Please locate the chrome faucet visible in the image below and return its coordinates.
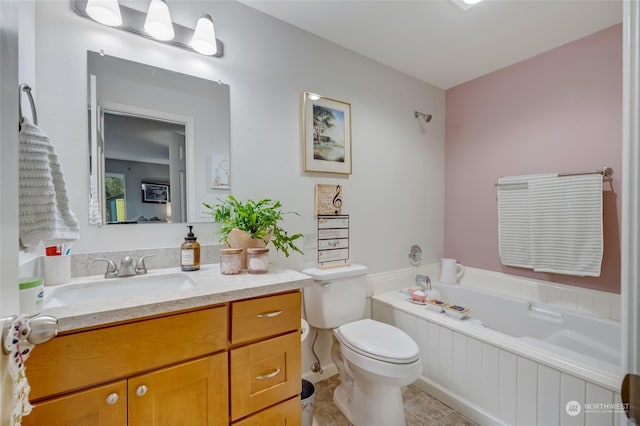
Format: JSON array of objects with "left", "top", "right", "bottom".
[
  {"left": 415, "top": 274, "right": 431, "bottom": 292},
  {"left": 134, "top": 254, "right": 156, "bottom": 275},
  {"left": 92, "top": 254, "right": 156, "bottom": 278},
  {"left": 118, "top": 256, "right": 136, "bottom": 277}
]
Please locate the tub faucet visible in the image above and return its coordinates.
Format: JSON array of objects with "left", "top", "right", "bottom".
[{"left": 415, "top": 274, "right": 431, "bottom": 292}]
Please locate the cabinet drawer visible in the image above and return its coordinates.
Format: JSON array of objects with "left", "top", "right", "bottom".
[
  {"left": 27, "top": 305, "right": 227, "bottom": 400},
  {"left": 230, "top": 291, "right": 300, "bottom": 345},
  {"left": 22, "top": 380, "right": 127, "bottom": 426},
  {"left": 232, "top": 396, "right": 301, "bottom": 426},
  {"left": 230, "top": 332, "right": 301, "bottom": 420}
]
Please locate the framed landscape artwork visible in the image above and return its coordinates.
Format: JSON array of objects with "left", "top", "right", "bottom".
[{"left": 302, "top": 92, "right": 352, "bottom": 174}]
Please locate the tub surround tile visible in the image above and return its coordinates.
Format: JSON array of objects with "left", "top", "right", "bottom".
[{"left": 368, "top": 264, "right": 621, "bottom": 321}]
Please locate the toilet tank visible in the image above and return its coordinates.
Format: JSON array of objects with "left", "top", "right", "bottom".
[{"left": 301, "top": 264, "right": 368, "bottom": 329}]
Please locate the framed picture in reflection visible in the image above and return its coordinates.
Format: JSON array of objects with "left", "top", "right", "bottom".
[{"left": 141, "top": 182, "right": 169, "bottom": 203}]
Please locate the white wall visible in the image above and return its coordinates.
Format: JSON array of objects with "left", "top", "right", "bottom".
[{"left": 34, "top": 0, "right": 445, "bottom": 273}]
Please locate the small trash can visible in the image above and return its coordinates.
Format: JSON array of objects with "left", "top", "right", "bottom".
[{"left": 301, "top": 379, "right": 315, "bottom": 426}]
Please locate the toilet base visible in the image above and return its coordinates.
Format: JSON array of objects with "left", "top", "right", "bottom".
[{"left": 333, "top": 379, "right": 406, "bottom": 426}]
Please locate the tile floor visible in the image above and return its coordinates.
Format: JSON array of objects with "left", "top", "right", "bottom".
[{"left": 310, "top": 375, "right": 478, "bottom": 426}]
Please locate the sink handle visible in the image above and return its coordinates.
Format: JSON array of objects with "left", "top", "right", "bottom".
[
  {"left": 135, "top": 254, "right": 157, "bottom": 275},
  {"left": 92, "top": 257, "right": 119, "bottom": 278}
]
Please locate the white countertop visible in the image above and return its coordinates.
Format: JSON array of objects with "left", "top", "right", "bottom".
[{"left": 41, "top": 264, "right": 312, "bottom": 332}]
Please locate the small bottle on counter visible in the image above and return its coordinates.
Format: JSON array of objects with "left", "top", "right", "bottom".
[
  {"left": 181, "top": 225, "right": 200, "bottom": 271},
  {"left": 220, "top": 248, "right": 243, "bottom": 275},
  {"left": 247, "top": 247, "right": 269, "bottom": 274}
]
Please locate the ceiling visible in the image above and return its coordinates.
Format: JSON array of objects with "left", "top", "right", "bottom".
[{"left": 240, "top": 0, "right": 622, "bottom": 90}]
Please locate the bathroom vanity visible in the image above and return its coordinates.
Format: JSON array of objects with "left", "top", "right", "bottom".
[{"left": 22, "top": 265, "right": 310, "bottom": 425}]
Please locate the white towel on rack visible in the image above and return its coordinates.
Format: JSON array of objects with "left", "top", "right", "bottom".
[
  {"left": 497, "top": 174, "right": 556, "bottom": 268},
  {"left": 528, "top": 174, "right": 603, "bottom": 277},
  {"left": 19, "top": 118, "right": 80, "bottom": 247}
]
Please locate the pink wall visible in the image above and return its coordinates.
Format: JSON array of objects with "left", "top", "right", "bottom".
[{"left": 444, "top": 24, "right": 622, "bottom": 293}]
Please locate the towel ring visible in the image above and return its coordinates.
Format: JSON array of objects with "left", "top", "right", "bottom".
[{"left": 19, "top": 84, "right": 37, "bottom": 126}]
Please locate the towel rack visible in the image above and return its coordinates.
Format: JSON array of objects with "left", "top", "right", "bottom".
[
  {"left": 494, "top": 166, "right": 613, "bottom": 187},
  {"left": 19, "top": 83, "right": 37, "bottom": 127}
]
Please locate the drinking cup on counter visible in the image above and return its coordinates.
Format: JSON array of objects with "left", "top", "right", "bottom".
[
  {"left": 19, "top": 277, "right": 44, "bottom": 315},
  {"left": 44, "top": 255, "right": 71, "bottom": 286},
  {"left": 440, "top": 258, "right": 465, "bottom": 284}
]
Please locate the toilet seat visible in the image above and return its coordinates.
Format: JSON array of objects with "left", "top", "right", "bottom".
[{"left": 336, "top": 319, "right": 420, "bottom": 364}]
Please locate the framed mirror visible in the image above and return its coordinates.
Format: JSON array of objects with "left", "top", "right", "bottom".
[{"left": 87, "top": 51, "right": 230, "bottom": 225}]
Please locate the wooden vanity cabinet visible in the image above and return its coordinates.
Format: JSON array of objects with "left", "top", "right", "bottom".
[
  {"left": 23, "top": 290, "right": 303, "bottom": 426},
  {"left": 24, "top": 306, "right": 229, "bottom": 426},
  {"left": 20, "top": 380, "right": 128, "bottom": 425},
  {"left": 229, "top": 292, "right": 302, "bottom": 424}
]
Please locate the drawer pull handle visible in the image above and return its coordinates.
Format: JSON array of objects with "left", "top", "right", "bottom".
[
  {"left": 256, "top": 368, "right": 281, "bottom": 380},
  {"left": 136, "top": 385, "right": 148, "bottom": 397},
  {"left": 257, "top": 310, "right": 282, "bottom": 318},
  {"left": 106, "top": 393, "right": 119, "bottom": 405}
]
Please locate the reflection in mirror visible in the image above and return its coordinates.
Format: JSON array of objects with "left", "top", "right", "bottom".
[
  {"left": 104, "top": 112, "right": 186, "bottom": 223},
  {"left": 87, "top": 51, "right": 230, "bottom": 225}
]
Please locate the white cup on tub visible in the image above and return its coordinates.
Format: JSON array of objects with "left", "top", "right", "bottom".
[{"left": 440, "top": 258, "right": 465, "bottom": 284}]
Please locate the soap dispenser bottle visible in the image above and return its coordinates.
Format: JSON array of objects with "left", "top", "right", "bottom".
[{"left": 181, "top": 225, "right": 201, "bottom": 271}]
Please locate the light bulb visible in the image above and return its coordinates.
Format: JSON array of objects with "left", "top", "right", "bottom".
[
  {"left": 86, "top": 0, "right": 122, "bottom": 27},
  {"left": 462, "top": 0, "right": 483, "bottom": 4},
  {"left": 191, "top": 14, "right": 217, "bottom": 56},
  {"left": 144, "top": 0, "right": 175, "bottom": 41}
]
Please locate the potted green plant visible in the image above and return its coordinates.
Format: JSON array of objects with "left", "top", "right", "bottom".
[{"left": 203, "top": 196, "right": 303, "bottom": 266}]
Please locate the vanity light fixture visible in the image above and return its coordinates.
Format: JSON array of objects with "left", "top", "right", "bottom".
[
  {"left": 450, "top": 0, "right": 484, "bottom": 10},
  {"left": 85, "top": 0, "right": 122, "bottom": 27},
  {"left": 191, "top": 14, "right": 217, "bottom": 56},
  {"left": 73, "top": 0, "right": 224, "bottom": 58},
  {"left": 144, "top": 0, "right": 175, "bottom": 41}
]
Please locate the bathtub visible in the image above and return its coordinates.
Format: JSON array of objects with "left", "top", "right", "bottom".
[{"left": 372, "top": 283, "right": 625, "bottom": 426}]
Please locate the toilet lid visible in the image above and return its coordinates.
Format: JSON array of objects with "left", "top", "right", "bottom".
[{"left": 337, "top": 319, "right": 420, "bottom": 364}]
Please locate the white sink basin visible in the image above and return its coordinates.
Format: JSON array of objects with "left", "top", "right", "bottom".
[{"left": 43, "top": 273, "right": 197, "bottom": 309}]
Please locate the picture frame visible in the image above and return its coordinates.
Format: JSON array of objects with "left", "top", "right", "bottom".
[
  {"left": 302, "top": 92, "right": 352, "bottom": 174},
  {"left": 141, "top": 182, "right": 169, "bottom": 203}
]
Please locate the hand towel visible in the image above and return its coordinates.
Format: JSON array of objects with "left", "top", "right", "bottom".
[
  {"left": 4, "top": 315, "right": 35, "bottom": 426},
  {"left": 529, "top": 174, "right": 603, "bottom": 277},
  {"left": 497, "top": 174, "right": 556, "bottom": 268},
  {"left": 19, "top": 118, "right": 80, "bottom": 247}
]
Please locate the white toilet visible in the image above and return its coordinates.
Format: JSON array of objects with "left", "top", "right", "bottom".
[{"left": 302, "top": 264, "right": 422, "bottom": 426}]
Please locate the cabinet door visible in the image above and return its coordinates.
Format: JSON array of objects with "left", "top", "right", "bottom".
[
  {"left": 22, "top": 380, "right": 127, "bottom": 426},
  {"left": 128, "top": 352, "right": 228, "bottom": 426},
  {"left": 232, "top": 397, "right": 301, "bottom": 426},
  {"left": 230, "top": 332, "right": 301, "bottom": 420}
]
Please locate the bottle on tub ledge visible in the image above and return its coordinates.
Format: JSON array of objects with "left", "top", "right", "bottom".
[{"left": 181, "top": 225, "right": 201, "bottom": 271}]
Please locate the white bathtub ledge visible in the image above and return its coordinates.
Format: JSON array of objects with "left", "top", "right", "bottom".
[{"left": 372, "top": 290, "right": 623, "bottom": 392}]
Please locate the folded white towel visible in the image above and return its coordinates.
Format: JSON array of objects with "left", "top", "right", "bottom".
[
  {"left": 19, "top": 118, "right": 80, "bottom": 247},
  {"left": 497, "top": 174, "right": 556, "bottom": 268},
  {"left": 529, "top": 174, "right": 603, "bottom": 277}
]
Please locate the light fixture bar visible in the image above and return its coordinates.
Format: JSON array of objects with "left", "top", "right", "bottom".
[
  {"left": 72, "top": 0, "right": 224, "bottom": 58},
  {"left": 450, "top": 0, "right": 483, "bottom": 11}
]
